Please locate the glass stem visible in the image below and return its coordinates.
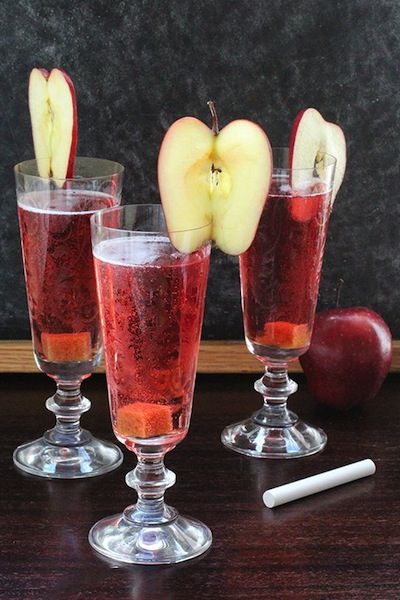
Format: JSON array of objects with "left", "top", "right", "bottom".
[
  {"left": 124, "top": 452, "right": 177, "bottom": 525},
  {"left": 253, "top": 363, "right": 298, "bottom": 427},
  {"left": 44, "top": 379, "right": 92, "bottom": 446}
]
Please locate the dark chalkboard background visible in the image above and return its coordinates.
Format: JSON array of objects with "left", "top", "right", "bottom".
[{"left": 1, "top": 0, "right": 399, "bottom": 340}]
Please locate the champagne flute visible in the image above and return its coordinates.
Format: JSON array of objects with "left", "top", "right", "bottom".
[
  {"left": 14, "top": 157, "right": 124, "bottom": 478},
  {"left": 222, "top": 148, "right": 336, "bottom": 458},
  {"left": 89, "top": 204, "right": 212, "bottom": 563}
]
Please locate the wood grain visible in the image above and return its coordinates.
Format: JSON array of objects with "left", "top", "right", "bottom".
[
  {"left": 1, "top": 339, "right": 400, "bottom": 374},
  {"left": 0, "top": 372, "right": 399, "bottom": 599}
]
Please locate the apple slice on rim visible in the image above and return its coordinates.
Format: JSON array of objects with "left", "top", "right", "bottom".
[
  {"left": 158, "top": 102, "right": 272, "bottom": 255},
  {"left": 289, "top": 107, "right": 346, "bottom": 212},
  {"left": 29, "top": 67, "right": 78, "bottom": 181}
]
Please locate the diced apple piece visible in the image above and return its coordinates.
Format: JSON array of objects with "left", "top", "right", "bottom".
[
  {"left": 290, "top": 192, "right": 321, "bottom": 223},
  {"left": 289, "top": 108, "right": 346, "bottom": 203},
  {"left": 29, "top": 67, "right": 78, "bottom": 181},
  {"left": 255, "top": 321, "right": 311, "bottom": 349},
  {"left": 41, "top": 332, "right": 91, "bottom": 362},
  {"left": 290, "top": 183, "right": 327, "bottom": 223},
  {"left": 115, "top": 403, "right": 173, "bottom": 439},
  {"left": 158, "top": 105, "right": 272, "bottom": 255}
]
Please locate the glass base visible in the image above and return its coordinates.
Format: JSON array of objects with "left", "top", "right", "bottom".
[
  {"left": 221, "top": 413, "right": 327, "bottom": 459},
  {"left": 89, "top": 510, "right": 212, "bottom": 564},
  {"left": 13, "top": 433, "right": 123, "bottom": 479}
]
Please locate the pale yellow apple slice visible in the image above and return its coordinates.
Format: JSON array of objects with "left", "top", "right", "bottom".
[
  {"left": 158, "top": 116, "right": 213, "bottom": 253},
  {"left": 289, "top": 108, "right": 346, "bottom": 203},
  {"left": 28, "top": 68, "right": 51, "bottom": 179},
  {"left": 324, "top": 121, "right": 346, "bottom": 201},
  {"left": 158, "top": 105, "right": 272, "bottom": 255},
  {"left": 29, "top": 67, "right": 78, "bottom": 181}
]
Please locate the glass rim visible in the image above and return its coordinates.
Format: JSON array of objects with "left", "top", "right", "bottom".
[
  {"left": 14, "top": 156, "right": 124, "bottom": 182},
  {"left": 271, "top": 147, "right": 337, "bottom": 172},
  {"left": 91, "top": 203, "right": 213, "bottom": 236}
]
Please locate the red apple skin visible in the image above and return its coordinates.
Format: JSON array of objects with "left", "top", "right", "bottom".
[
  {"left": 300, "top": 308, "right": 392, "bottom": 410},
  {"left": 53, "top": 68, "right": 78, "bottom": 179},
  {"left": 38, "top": 67, "right": 50, "bottom": 79}
]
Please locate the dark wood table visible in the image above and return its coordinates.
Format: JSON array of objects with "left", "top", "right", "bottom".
[{"left": 0, "top": 373, "right": 399, "bottom": 599}]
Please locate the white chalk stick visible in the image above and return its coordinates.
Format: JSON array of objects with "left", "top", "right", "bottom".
[{"left": 263, "top": 459, "right": 376, "bottom": 508}]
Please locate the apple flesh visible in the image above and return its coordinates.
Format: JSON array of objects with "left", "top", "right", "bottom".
[
  {"left": 300, "top": 308, "right": 392, "bottom": 409},
  {"left": 29, "top": 67, "right": 78, "bottom": 180},
  {"left": 289, "top": 108, "right": 346, "bottom": 204},
  {"left": 157, "top": 104, "right": 272, "bottom": 255},
  {"left": 116, "top": 403, "right": 173, "bottom": 439},
  {"left": 255, "top": 321, "right": 311, "bottom": 349}
]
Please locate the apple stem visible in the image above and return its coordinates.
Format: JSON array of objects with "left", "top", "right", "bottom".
[
  {"left": 207, "top": 100, "right": 219, "bottom": 135},
  {"left": 336, "top": 278, "right": 344, "bottom": 308}
]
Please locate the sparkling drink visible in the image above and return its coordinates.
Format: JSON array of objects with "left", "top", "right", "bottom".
[
  {"left": 94, "top": 235, "right": 210, "bottom": 449},
  {"left": 18, "top": 190, "right": 117, "bottom": 373},
  {"left": 240, "top": 179, "right": 331, "bottom": 362}
]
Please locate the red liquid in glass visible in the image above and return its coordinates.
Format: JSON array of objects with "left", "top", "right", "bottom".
[
  {"left": 240, "top": 179, "right": 331, "bottom": 360},
  {"left": 94, "top": 236, "right": 210, "bottom": 447},
  {"left": 18, "top": 190, "right": 117, "bottom": 365}
]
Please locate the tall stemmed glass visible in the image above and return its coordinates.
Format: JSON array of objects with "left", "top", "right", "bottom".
[
  {"left": 222, "top": 149, "right": 336, "bottom": 458},
  {"left": 89, "top": 204, "right": 212, "bottom": 564},
  {"left": 14, "top": 158, "right": 124, "bottom": 478}
]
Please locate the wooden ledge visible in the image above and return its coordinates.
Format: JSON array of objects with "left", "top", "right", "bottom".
[{"left": 0, "top": 340, "right": 400, "bottom": 373}]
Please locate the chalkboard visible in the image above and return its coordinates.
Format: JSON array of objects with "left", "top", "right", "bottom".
[{"left": 1, "top": 0, "right": 399, "bottom": 340}]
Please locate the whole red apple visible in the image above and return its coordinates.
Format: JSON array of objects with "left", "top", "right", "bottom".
[{"left": 300, "top": 308, "right": 392, "bottom": 409}]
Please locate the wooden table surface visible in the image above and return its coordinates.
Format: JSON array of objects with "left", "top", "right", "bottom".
[{"left": 0, "top": 373, "right": 399, "bottom": 600}]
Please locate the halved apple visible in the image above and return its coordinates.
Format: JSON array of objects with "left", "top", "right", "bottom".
[
  {"left": 157, "top": 103, "right": 272, "bottom": 255},
  {"left": 289, "top": 108, "right": 346, "bottom": 204},
  {"left": 29, "top": 67, "right": 78, "bottom": 180}
]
